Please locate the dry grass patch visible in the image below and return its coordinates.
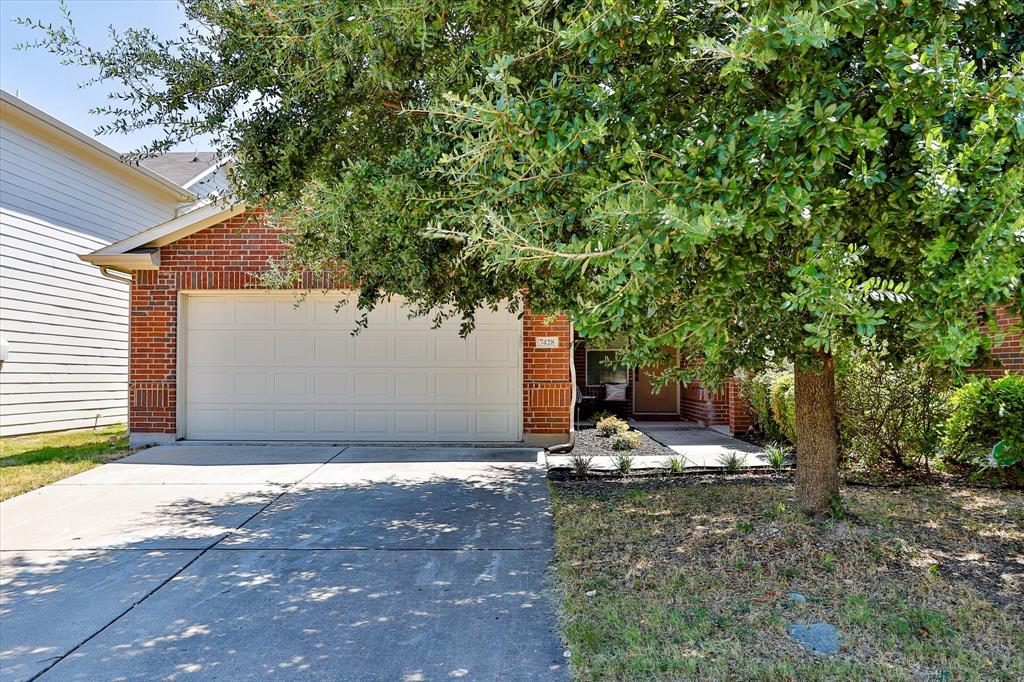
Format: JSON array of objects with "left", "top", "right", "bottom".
[
  {"left": 551, "top": 478, "right": 1023, "bottom": 681},
  {"left": 0, "top": 425, "right": 133, "bottom": 500}
]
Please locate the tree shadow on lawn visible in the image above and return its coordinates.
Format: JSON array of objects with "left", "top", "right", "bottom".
[{"left": 550, "top": 478, "right": 1023, "bottom": 679}]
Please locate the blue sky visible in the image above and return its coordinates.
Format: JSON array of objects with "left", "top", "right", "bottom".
[{"left": 0, "top": 0, "right": 212, "bottom": 152}]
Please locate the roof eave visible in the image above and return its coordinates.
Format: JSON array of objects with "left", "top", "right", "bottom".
[
  {"left": 88, "top": 201, "right": 247, "bottom": 256},
  {"left": 80, "top": 251, "right": 161, "bottom": 273}
]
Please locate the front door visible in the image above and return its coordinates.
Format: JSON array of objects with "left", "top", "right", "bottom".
[{"left": 633, "top": 352, "right": 679, "bottom": 415}]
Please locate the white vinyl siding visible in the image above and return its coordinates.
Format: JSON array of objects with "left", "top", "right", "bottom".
[
  {"left": 183, "top": 293, "right": 523, "bottom": 442},
  {"left": 0, "top": 114, "right": 180, "bottom": 436}
]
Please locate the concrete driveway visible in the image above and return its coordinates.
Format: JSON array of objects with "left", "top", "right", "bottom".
[{"left": 0, "top": 445, "right": 567, "bottom": 681}]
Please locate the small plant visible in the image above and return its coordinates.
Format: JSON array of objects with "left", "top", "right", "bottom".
[
  {"left": 569, "top": 453, "right": 594, "bottom": 476},
  {"left": 596, "top": 416, "right": 629, "bottom": 437},
  {"left": 717, "top": 450, "right": 748, "bottom": 472},
  {"left": 763, "top": 441, "right": 790, "bottom": 471},
  {"left": 613, "top": 452, "right": 634, "bottom": 474},
  {"left": 666, "top": 456, "right": 685, "bottom": 474},
  {"left": 610, "top": 430, "right": 641, "bottom": 450},
  {"left": 589, "top": 409, "right": 615, "bottom": 423}
]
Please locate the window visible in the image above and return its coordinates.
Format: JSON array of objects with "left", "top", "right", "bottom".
[{"left": 586, "top": 350, "right": 628, "bottom": 386}]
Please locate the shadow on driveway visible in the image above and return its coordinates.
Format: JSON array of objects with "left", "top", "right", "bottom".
[{"left": 0, "top": 447, "right": 566, "bottom": 681}]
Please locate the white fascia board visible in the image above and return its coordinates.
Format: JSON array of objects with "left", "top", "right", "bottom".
[
  {"left": 88, "top": 201, "right": 247, "bottom": 256},
  {"left": 80, "top": 251, "right": 161, "bottom": 272}
]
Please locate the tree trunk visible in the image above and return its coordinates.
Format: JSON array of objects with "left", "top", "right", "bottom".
[{"left": 794, "top": 353, "right": 839, "bottom": 516}]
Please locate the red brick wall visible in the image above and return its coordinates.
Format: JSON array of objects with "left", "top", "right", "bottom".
[
  {"left": 523, "top": 314, "right": 573, "bottom": 435},
  {"left": 128, "top": 211, "right": 571, "bottom": 440},
  {"left": 973, "top": 305, "right": 1023, "bottom": 378},
  {"left": 678, "top": 381, "right": 730, "bottom": 425},
  {"left": 727, "top": 380, "right": 755, "bottom": 434}
]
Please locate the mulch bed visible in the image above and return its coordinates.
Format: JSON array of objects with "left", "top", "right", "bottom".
[{"left": 570, "top": 425, "right": 676, "bottom": 460}]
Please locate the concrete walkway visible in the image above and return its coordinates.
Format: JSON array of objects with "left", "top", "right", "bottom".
[
  {"left": 546, "top": 422, "right": 768, "bottom": 471},
  {"left": 0, "top": 445, "right": 566, "bottom": 681},
  {"left": 632, "top": 421, "right": 769, "bottom": 468}
]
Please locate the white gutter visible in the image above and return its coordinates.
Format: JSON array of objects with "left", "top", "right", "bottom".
[{"left": 98, "top": 267, "right": 133, "bottom": 284}]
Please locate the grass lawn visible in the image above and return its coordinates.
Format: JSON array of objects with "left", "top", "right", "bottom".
[
  {"left": 551, "top": 476, "right": 1024, "bottom": 681},
  {"left": 0, "top": 425, "right": 133, "bottom": 501}
]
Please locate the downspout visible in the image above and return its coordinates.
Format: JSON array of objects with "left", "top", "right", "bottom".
[
  {"left": 546, "top": 320, "right": 577, "bottom": 454},
  {"left": 99, "top": 267, "right": 133, "bottom": 284}
]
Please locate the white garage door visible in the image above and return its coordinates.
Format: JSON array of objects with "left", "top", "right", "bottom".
[{"left": 182, "top": 292, "right": 522, "bottom": 441}]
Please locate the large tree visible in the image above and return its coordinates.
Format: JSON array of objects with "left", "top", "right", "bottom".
[{"left": 24, "top": 0, "right": 1023, "bottom": 514}]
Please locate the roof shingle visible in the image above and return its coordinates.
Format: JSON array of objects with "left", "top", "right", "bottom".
[{"left": 139, "top": 152, "right": 219, "bottom": 187}]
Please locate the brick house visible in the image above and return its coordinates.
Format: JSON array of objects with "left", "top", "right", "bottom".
[
  {"left": 83, "top": 206, "right": 573, "bottom": 447},
  {"left": 81, "top": 202, "right": 1019, "bottom": 447}
]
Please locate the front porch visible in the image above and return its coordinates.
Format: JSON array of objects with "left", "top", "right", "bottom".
[{"left": 573, "top": 334, "right": 754, "bottom": 436}]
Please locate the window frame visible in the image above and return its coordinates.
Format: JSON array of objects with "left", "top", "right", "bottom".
[{"left": 584, "top": 349, "right": 629, "bottom": 387}]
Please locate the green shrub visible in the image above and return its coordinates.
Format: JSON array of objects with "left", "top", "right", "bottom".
[
  {"left": 717, "top": 450, "right": 748, "bottom": 472},
  {"left": 943, "top": 374, "right": 1024, "bottom": 476},
  {"left": 743, "top": 344, "right": 953, "bottom": 474},
  {"left": 835, "top": 346, "right": 952, "bottom": 470},
  {"left": 610, "top": 430, "right": 641, "bottom": 450},
  {"left": 762, "top": 441, "right": 790, "bottom": 471},
  {"left": 768, "top": 373, "right": 797, "bottom": 443},
  {"left": 569, "top": 453, "right": 594, "bottom": 475},
  {"left": 613, "top": 452, "right": 634, "bottom": 474},
  {"left": 596, "top": 416, "right": 629, "bottom": 437},
  {"left": 737, "top": 364, "right": 792, "bottom": 440}
]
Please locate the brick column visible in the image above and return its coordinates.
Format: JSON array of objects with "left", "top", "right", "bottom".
[
  {"left": 522, "top": 310, "right": 573, "bottom": 445},
  {"left": 727, "top": 379, "right": 755, "bottom": 436}
]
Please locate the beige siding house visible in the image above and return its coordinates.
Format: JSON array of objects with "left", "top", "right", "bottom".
[{"left": 0, "top": 90, "right": 197, "bottom": 436}]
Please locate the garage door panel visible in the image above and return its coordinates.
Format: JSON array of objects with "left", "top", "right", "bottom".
[
  {"left": 352, "top": 335, "right": 393, "bottom": 363},
  {"left": 274, "top": 373, "right": 308, "bottom": 396},
  {"left": 353, "top": 373, "right": 391, "bottom": 399},
  {"left": 189, "top": 407, "right": 231, "bottom": 434},
  {"left": 395, "top": 336, "right": 431, "bottom": 363},
  {"left": 235, "top": 299, "right": 272, "bottom": 324},
  {"left": 395, "top": 410, "right": 431, "bottom": 436},
  {"left": 476, "top": 373, "right": 516, "bottom": 401},
  {"left": 273, "top": 299, "right": 309, "bottom": 324},
  {"left": 436, "top": 410, "right": 471, "bottom": 436},
  {"left": 312, "top": 299, "right": 352, "bottom": 323},
  {"left": 353, "top": 410, "right": 390, "bottom": 435},
  {"left": 313, "top": 372, "right": 350, "bottom": 397},
  {"left": 184, "top": 293, "right": 521, "bottom": 441},
  {"left": 434, "top": 334, "right": 472, "bottom": 363},
  {"left": 235, "top": 409, "right": 271, "bottom": 434},
  {"left": 314, "top": 410, "right": 349, "bottom": 434},
  {"left": 435, "top": 373, "right": 470, "bottom": 399},
  {"left": 475, "top": 333, "right": 518, "bottom": 364},
  {"left": 313, "top": 335, "right": 351, "bottom": 362},
  {"left": 188, "top": 298, "right": 232, "bottom": 325},
  {"left": 395, "top": 373, "right": 430, "bottom": 399},
  {"left": 477, "top": 410, "right": 515, "bottom": 438}
]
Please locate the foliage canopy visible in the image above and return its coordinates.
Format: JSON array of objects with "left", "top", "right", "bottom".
[{"left": 23, "top": 0, "right": 1024, "bottom": 380}]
